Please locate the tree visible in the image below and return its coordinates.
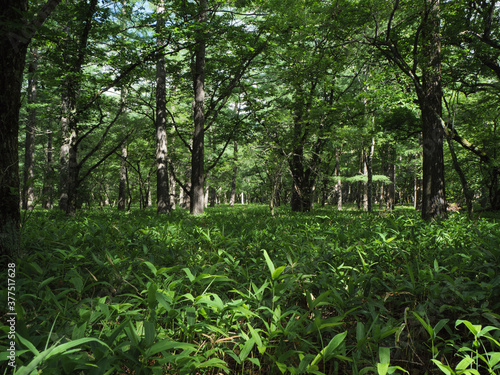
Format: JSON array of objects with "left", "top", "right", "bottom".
[
  {"left": 190, "top": 0, "right": 208, "bottom": 215},
  {"left": 0, "top": 0, "right": 61, "bottom": 260},
  {"left": 368, "top": 0, "right": 447, "bottom": 220},
  {"left": 22, "top": 47, "right": 38, "bottom": 211},
  {"left": 156, "top": 0, "right": 171, "bottom": 214}
]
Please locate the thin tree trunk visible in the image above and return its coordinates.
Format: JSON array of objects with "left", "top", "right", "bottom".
[
  {"left": 445, "top": 134, "right": 473, "bottom": 218},
  {"left": 22, "top": 48, "right": 38, "bottom": 211},
  {"left": 229, "top": 141, "right": 238, "bottom": 207},
  {"left": 366, "top": 137, "right": 375, "bottom": 212},
  {"left": 190, "top": 0, "right": 207, "bottom": 215},
  {"left": 42, "top": 130, "right": 54, "bottom": 209},
  {"left": 209, "top": 186, "right": 216, "bottom": 207},
  {"left": 156, "top": 0, "right": 170, "bottom": 214},
  {"left": 118, "top": 2, "right": 129, "bottom": 212},
  {"left": 386, "top": 147, "right": 395, "bottom": 211},
  {"left": 169, "top": 163, "right": 176, "bottom": 209},
  {"left": 334, "top": 148, "right": 342, "bottom": 211},
  {"left": 118, "top": 140, "right": 128, "bottom": 210},
  {"left": 59, "top": 91, "right": 73, "bottom": 212}
]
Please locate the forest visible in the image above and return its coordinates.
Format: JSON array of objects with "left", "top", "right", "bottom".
[{"left": 0, "top": 0, "right": 500, "bottom": 374}]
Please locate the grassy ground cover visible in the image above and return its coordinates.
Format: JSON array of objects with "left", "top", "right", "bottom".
[{"left": 1, "top": 205, "right": 500, "bottom": 374}]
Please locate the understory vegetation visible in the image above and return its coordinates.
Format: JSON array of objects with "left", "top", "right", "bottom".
[{"left": 1, "top": 205, "right": 500, "bottom": 374}]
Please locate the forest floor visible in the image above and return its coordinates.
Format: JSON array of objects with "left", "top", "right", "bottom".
[{"left": 2, "top": 205, "right": 500, "bottom": 374}]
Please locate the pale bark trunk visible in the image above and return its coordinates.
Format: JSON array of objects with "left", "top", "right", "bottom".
[
  {"left": 229, "top": 141, "right": 238, "bottom": 207},
  {"left": 156, "top": 0, "right": 170, "bottom": 214},
  {"left": 190, "top": 0, "right": 207, "bottom": 215},
  {"left": 386, "top": 147, "right": 395, "bottom": 211},
  {"left": 42, "top": 130, "right": 54, "bottom": 209},
  {"left": 22, "top": 49, "right": 38, "bottom": 210},
  {"left": 118, "top": 140, "right": 128, "bottom": 210}
]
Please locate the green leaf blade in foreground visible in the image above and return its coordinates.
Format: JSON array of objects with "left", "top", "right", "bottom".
[
  {"left": 14, "top": 336, "right": 110, "bottom": 375},
  {"left": 309, "top": 331, "right": 347, "bottom": 367},
  {"left": 145, "top": 339, "right": 196, "bottom": 357}
]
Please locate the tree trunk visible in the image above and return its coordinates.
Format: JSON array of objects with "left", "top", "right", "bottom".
[
  {"left": 386, "top": 147, "right": 395, "bottom": 210},
  {"left": 42, "top": 130, "right": 54, "bottom": 209},
  {"left": 290, "top": 115, "right": 315, "bottom": 212},
  {"left": 290, "top": 150, "right": 314, "bottom": 212},
  {"left": 1, "top": 0, "right": 61, "bottom": 259},
  {"left": 209, "top": 185, "right": 216, "bottom": 207},
  {"left": 366, "top": 138, "right": 375, "bottom": 211},
  {"left": 0, "top": 4, "right": 28, "bottom": 259},
  {"left": 190, "top": 0, "right": 207, "bottom": 215},
  {"left": 22, "top": 48, "right": 38, "bottom": 211},
  {"left": 59, "top": 88, "right": 79, "bottom": 215},
  {"left": 118, "top": 140, "right": 128, "bottom": 210},
  {"left": 445, "top": 134, "right": 473, "bottom": 218},
  {"left": 156, "top": 0, "right": 170, "bottom": 214},
  {"left": 229, "top": 141, "right": 238, "bottom": 207},
  {"left": 169, "top": 162, "right": 176, "bottom": 210},
  {"left": 362, "top": 148, "right": 369, "bottom": 211},
  {"left": 420, "top": 0, "right": 447, "bottom": 220},
  {"left": 333, "top": 148, "right": 342, "bottom": 210}
]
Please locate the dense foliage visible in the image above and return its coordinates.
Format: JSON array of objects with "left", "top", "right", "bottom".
[
  {"left": 2, "top": 0, "right": 500, "bottom": 374},
  {"left": 1, "top": 206, "right": 499, "bottom": 374}
]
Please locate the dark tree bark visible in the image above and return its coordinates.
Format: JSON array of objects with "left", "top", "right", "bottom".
[
  {"left": 289, "top": 84, "right": 322, "bottom": 212},
  {"left": 0, "top": 18, "right": 26, "bottom": 257},
  {"left": 190, "top": 0, "right": 208, "bottom": 215},
  {"left": 419, "top": 0, "right": 446, "bottom": 220},
  {"left": 371, "top": 0, "right": 446, "bottom": 220},
  {"left": 366, "top": 138, "right": 375, "bottom": 212},
  {"left": 290, "top": 142, "right": 314, "bottom": 212},
  {"left": 22, "top": 48, "right": 38, "bottom": 211},
  {"left": 156, "top": 0, "right": 170, "bottom": 214},
  {"left": 59, "top": 86, "right": 78, "bottom": 214},
  {"left": 1, "top": 0, "right": 61, "bottom": 260}
]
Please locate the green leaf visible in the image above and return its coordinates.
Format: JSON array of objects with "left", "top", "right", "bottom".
[
  {"left": 379, "top": 347, "right": 391, "bottom": 364},
  {"left": 144, "top": 320, "right": 156, "bottom": 348},
  {"left": 148, "top": 282, "right": 157, "bottom": 310},
  {"left": 247, "top": 323, "right": 263, "bottom": 348},
  {"left": 145, "top": 339, "right": 195, "bottom": 357},
  {"left": 143, "top": 261, "right": 157, "bottom": 276},
  {"left": 310, "top": 331, "right": 347, "bottom": 367},
  {"left": 262, "top": 250, "right": 275, "bottom": 276},
  {"left": 182, "top": 268, "right": 196, "bottom": 282},
  {"left": 455, "top": 355, "right": 474, "bottom": 370},
  {"left": 239, "top": 337, "right": 255, "bottom": 362},
  {"left": 16, "top": 334, "right": 40, "bottom": 356},
  {"left": 272, "top": 265, "right": 286, "bottom": 280},
  {"left": 14, "top": 336, "right": 109, "bottom": 375},
  {"left": 456, "top": 320, "right": 481, "bottom": 337},
  {"left": 413, "top": 311, "right": 433, "bottom": 337},
  {"left": 431, "top": 359, "right": 453, "bottom": 375},
  {"left": 377, "top": 362, "right": 390, "bottom": 375}
]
